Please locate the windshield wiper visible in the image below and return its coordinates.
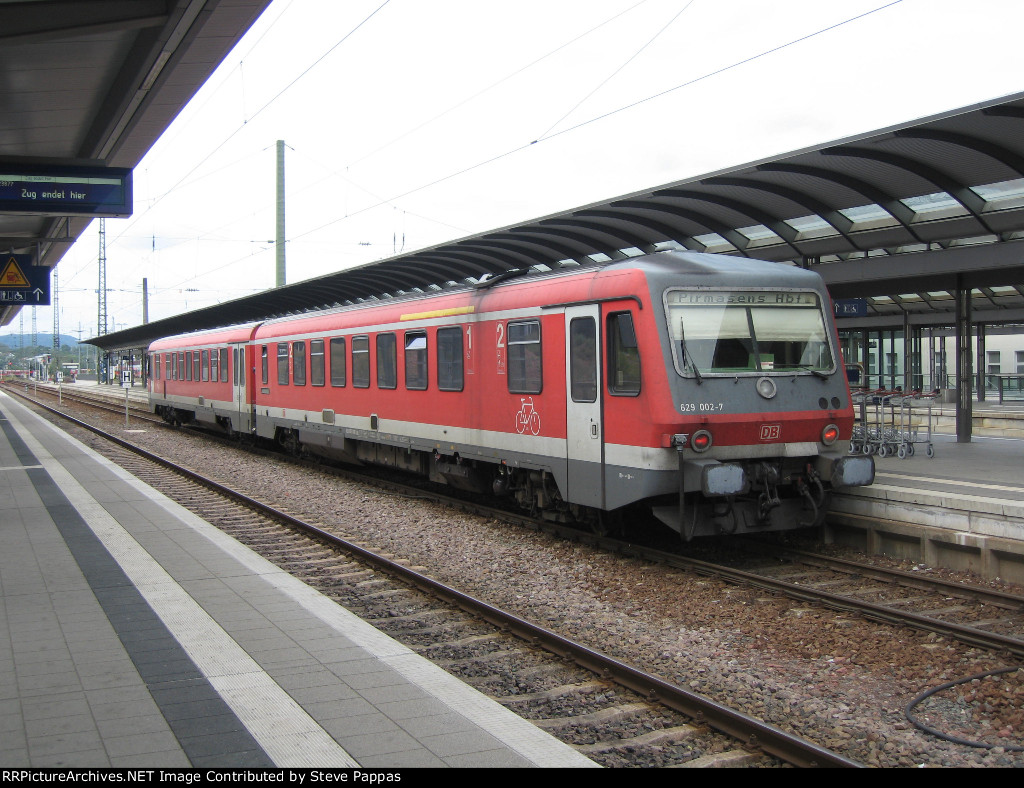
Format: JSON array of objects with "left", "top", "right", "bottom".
[
  {"left": 681, "top": 345, "right": 703, "bottom": 385},
  {"left": 784, "top": 364, "right": 830, "bottom": 380}
]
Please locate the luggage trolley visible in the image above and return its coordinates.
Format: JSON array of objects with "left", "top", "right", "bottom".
[
  {"left": 848, "top": 390, "right": 934, "bottom": 459},
  {"left": 851, "top": 390, "right": 936, "bottom": 459},
  {"left": 850, "top": 390, "right": 894, "bottom": 457},
  {"left": 892, "top": 393, "right": 936, "bottom": 459},
  {"left": 872, "top": 392, "right": 901, "bottom": 458}
]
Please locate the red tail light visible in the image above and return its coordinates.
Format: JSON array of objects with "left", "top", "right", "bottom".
[{"left": 692, "top": 429, "right": 713, "bottom": 452}]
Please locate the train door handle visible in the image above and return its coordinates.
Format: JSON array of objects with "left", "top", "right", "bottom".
[{"left": 591, "top": 424, "right": 599, "bottom": 438}]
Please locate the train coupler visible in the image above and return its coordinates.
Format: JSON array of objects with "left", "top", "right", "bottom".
[
  {"left": 804, "top": 463, "right": 826, "bottom": 508},
  {"left": 757, "top": 488, "right": 781, "bottom": 522}
]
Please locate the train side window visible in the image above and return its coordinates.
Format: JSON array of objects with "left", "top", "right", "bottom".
[
  {"left": 569, "top": 317, "right": 597, "bottom": 403},
  {"left": 508, "top": 319, "right": 542, "bottom": 394},
  {"left": 233, "top": 348, "right": 239, "bottom": 386},
  {"left": 404, "top": 331, "right": 428, "bottom": 390},
  {"left": 277, "top": 342, "right": 289, "bottom": 385},
  {"left": 184, "top": 351, "right": 191, "bottom": 381},
  {"left": 330, "top": 337, "right": 347, "bottom": 386},
  {"left": 377, "top": 333, "right": 397, "bottom": 389},
  {"left": 352, "top": 336, "right": 370, "bottom": 388},
  {"left": 607, "top": 312, "right": 641, "bottom": 396},
  {"left": 220, "top": 348, "right": 229, "bottom": 383},
  {"left": 202, "top": 350, "right": 210, "bottom": 381},
  {"left": 178, "top": 352, "right": 184, "bottom": 380},
  {"left": 310, "top": 339, "right": 325, "bottom": 386},
  {"left": 168, "top": 353, "right": 173, "bottom": 380},
  {"left": 293, "top": 341, "right": 306, "bottom": 386},
  {"left": 261, "top": 345, "right": 269, "bottom": 385},
  {"left": 154, "top": 354, "right": 161, "bottom": 381},
  {"left": 437, "top": 327, "right": 463, "bottom": 391},
  {"left": 193, "top": 351, "right": 201, "bottom": 381},
  {"left": 210, "top": 348, "right": 219, "bottom": 382}
]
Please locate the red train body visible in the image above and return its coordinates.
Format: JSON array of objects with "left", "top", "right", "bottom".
[{"left": 148, "top": 251, "right": 874, "bottom": 538}]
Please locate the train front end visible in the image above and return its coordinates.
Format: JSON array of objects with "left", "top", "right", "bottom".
[{"left": 645, "top": 254, "right": 874, "bottom": 539}]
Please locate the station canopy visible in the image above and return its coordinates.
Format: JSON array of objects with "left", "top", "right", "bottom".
[
  {"left": 0, "top": 0, "right": 272, "bottom": 326},
  {"left": 91, "top": 88, "right": 1024, "bottom": 353}
]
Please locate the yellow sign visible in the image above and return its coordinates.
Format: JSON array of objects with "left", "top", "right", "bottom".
[
  {"left": 1, "top": 257, "right": 30, "bottom": 287},
  {"left": 400, "top": 305, "right": 475, "bottom": 321}
]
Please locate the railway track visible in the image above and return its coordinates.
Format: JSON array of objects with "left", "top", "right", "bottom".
[
  {"left": 523, "top": 531, "right": 1024, "bottom": 665},
  {"left": 18, "top": 383, "right": 1024, "bottom": 657},
  {"left": 5, "top": 384, "right": 858, "bottom": 768},
  {"left": 661, "top": 541, "right": 1024, "bottom": 659},
  {"left": 16, "top": 382, "right": 1024, "bottom": 758}
]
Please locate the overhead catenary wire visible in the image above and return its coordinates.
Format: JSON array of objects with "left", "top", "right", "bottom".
[
  {"left": 536, "top": 0, "right": 697, "bottom": 141},
  {"left": 290, "top": 0, "right": 906, "bottom": 245},
  {"left": 81, "top": 0, "right": 908, "bottom": 331}
]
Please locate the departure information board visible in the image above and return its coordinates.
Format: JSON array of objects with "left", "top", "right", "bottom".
[{"left": 0, "top": 163, "right": 132, "bottom": 217}]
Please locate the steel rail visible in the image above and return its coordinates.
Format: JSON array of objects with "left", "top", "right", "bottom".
[
  {"left": 743, "top": 541, "right": 1024, "bottom": 612},
  {"left": 607, "top": 541, "right": 1024, "bottom": 659}
]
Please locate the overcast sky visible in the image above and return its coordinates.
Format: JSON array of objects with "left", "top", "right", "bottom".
[{"left": 32, "top": 0, "right": 1024, "bottom": 342}]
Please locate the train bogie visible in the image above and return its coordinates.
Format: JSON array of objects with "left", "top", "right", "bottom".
[{"left": 147, "top": 251, "right": 873, "bottom": 539}]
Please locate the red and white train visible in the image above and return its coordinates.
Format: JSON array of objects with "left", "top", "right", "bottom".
[{"left": 147, "top": 250, "right": 874, "bottom": 539}]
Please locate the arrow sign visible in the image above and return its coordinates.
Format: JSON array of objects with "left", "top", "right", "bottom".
[{"left": 0, "top": 255, "right": 51, "bottom": 305}]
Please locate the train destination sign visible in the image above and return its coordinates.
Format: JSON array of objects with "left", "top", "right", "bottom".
[
  {"left": 0, "top": 254, "right": 50, "bottom": 305},
  {"left": 0, "top": 163, "right": 132, "bottom": 217}
]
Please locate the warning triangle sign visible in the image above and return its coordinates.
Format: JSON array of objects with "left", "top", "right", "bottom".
[{"left": 1, "top": 257, "right": 30, "bottom": 287}]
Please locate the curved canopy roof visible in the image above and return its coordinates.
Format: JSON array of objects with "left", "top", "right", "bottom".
[{"left": 94, "top": 88, "right": 1024, "bottom": 351}]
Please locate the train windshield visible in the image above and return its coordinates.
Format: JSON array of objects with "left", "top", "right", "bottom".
[{"left": 665, "top": 289, "right": 834, "bottom": 377}]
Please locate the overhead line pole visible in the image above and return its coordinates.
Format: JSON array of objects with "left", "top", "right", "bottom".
[{"left": 276, "top": 139, "right": 286, "bottom": 288}]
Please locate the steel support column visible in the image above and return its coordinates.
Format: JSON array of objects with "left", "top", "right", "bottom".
[
  {"left": 976, "top": 323, "right": 986, "bottom": 402},
  {"left": 927, "top": 329, "right": 936, "bottom": 392},
  {"left": 955, "top": 280, "right": 972, "bottom": 443},
  {"left": 902, "top": 313, "right": 911, "bottom": 391},
  {"left": 910, "top": 324, "right": 923, "bottom": 392}
]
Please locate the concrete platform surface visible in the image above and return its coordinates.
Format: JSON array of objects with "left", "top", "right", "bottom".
[{"left": 0, "top": 390, "right": 597, "bottom": 769}]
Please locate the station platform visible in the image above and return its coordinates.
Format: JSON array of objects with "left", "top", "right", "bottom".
[
  {"left": 0, "top": 389, "right": 597, "bottom": 768},
  {"left": 830, "top": 399, "right": 1024, "bottom": 583}
]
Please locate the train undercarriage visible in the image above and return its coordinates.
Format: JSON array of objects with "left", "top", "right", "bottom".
[{"left": 154, "top": 403, "right": 869, "bottom": 541}]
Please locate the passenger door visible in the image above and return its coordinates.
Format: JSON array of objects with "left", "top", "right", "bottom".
[
  {"left": 565, "top": 305, "right": 604, "bottom": 508},
  {"left": 231, "top": 343, "right": 251, "bottom": 433}
]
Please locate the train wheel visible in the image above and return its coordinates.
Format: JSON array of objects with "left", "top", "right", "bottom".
[
  {"left": 591, "top": 509, "right": 623, "bottom": 538},
  {"left": 278, "top": 429, "right": 300, "bottom": 457}
]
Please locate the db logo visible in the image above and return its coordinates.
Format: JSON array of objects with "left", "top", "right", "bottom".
[{"left": 759, "top": 424, "right": 781, "bottom": 441}]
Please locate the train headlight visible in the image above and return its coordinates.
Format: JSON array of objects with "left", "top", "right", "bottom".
[
  {"left": 821, "top": 423, "right": 840, "bottom": 446},
  {"left": 692, "top": 429, "right": 713, "bottom": 452},
  {"left": 756, "top": 377, "right": 777, "bottom": 399}
]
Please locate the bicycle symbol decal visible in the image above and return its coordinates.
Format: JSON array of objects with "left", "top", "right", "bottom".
[{"left": 515, "top": 397, "right": 541, "bottom": 435}]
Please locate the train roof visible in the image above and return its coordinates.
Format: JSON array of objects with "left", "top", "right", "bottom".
[
  {"left": 148, "top": 322, "right": 261, "bottom": 351},
  {"left": 639, "top": 251, "right": 826, "bottom": 288},
  {"left": 144, "top": 252, "right": 830, "bottom": 349}
]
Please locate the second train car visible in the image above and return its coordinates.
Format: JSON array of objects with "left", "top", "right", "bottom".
[{"left": 148, "top": 250, "right": 874, "bottom": 539}]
